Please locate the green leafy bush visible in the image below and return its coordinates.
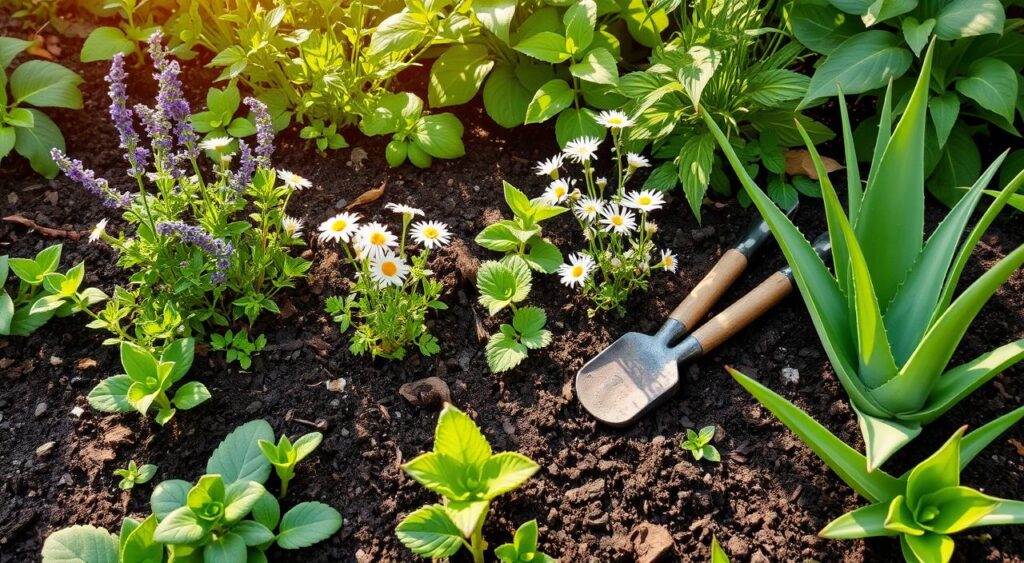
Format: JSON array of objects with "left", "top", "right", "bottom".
[
  {"left": 41, "top": 420, "right": 342, "bottom": 563},
  {"left": 0, "top": 244, "right": 106, "bottom": 336},
  {"left": 475, "top": 183, "right": 565, "bottom": 372},
  {"left": 730, "top": 368, "right": 1024, "bottom": 563},
  {"left": 0, "top": 37, "right": 82, "bottom": 178},
  {"left": 396, "top": 404, "right": 549, "bottom": 563},
  {"left": 703, "top": 43, "right": 1024, "bottom": 470}
]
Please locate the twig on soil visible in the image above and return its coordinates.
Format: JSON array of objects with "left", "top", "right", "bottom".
[{"left": 3, "top": 215, "right": 88, "bottom": 240}]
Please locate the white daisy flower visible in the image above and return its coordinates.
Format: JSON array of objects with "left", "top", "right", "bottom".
[
  {"left": 543, "top": 179, "right": 572, "bottom": 204},
  {"left": 89, "top": 218, "right": 108, "bottom": 243},
  {"left": 558, "top": 253, "right": 595, "bottom": 288},
  {"left": 563, "top": 137, "right": 601, "bottom": 164},
  {"left": 277, "top": 169, "right": 312, "bottom": 191},
  {"left": 599, "top": 204, "right": 637, "bottom": 234},
  {"left": 317, "top": 212, "right": 361, "bottom": 244},
  {"left": 353, "top": 222, "right": 399, "bottom": 259},
  {"left": 411, "top": 220, "right": 452, "bottom": 249},
  {"left": 385, "top": 202, "right": 425, "bottom": 217},
  {"left": 659, "top": 249, "right": 678, "bottom": 273},
  {"left": 535, "top": 154, "right": 564, "bottom": 178},
  {"left": 622, "top": 189, "right": 665, "bottom": 212},
  {"left": 626, "top": 152, "right": 650, "bottom": 169},
  {"left": 199, "top": 136, "right": 233, "bottom": 152},
  {"left": 282, "top": 215, "right": 304, "bottom": 239},
  {"left": 595, "top": 110, "right": 635, "bottom": 129},
  {"left": 574, "top": 197, "right": 604, "bottom": 222},
  {"left": 369, "top": 251, "right": 410, "bottom": 287}
]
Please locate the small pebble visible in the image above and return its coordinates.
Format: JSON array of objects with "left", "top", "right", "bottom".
[
  {"left": 49, "top": 356, "right": 63, "bottom": 366},
  {"left": 781, "top": 367, "right": 800, "bottom": 384},
  {"left": 35, "top": 403, "right": 47, "bottom": 417},
  {"left": 36, "top": 441, "right": 56, "bottom": 457},
  {"left": 70, "top": 406, "right": 84, "bottom": 418}
]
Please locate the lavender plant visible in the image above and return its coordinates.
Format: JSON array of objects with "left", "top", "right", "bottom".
[
  {"left": 52, "top": 33, "right": 310, "bottom": 356},
  {"left": 321, "top": 203, "right": 450, "bottom": 360},
  {"left": 545, "top": 113, "right": 679, "bottom": 316}
]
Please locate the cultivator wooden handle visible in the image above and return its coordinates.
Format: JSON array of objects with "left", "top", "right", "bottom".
[
  {"left": 690, "top": 270, "right": 794, "bottom": 353},
  {"left": 669, "top": 248, "right": 748, "bottom": 331}
]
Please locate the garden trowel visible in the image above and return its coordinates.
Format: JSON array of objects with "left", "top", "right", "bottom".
[{"left": 576, "top": 219, "right": 830, "bottom": 427}]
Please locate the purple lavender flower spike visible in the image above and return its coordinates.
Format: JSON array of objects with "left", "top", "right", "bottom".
[
  {"left": 105, "top": 53, "right": 148, "bottom": 177},
  {"left": 228, "top": 140, "right": 256, "bottom": 193},
  {"left": 135, "top": 103, "right": 173, "bottom": 171},
  {"left": 244, "top": 97, "right": 274, "bottom": 167},
  {"left": 50, "top": 149, "right": 132, "bottom": 209},
  {"left": 156, "top": 221, "right": 234, "bottom": 284}
]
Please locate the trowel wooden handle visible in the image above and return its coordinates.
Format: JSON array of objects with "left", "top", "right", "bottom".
[
  {"left": 690, "top": 271, "right": 794, "bottom": 353},
  {"left": 669, "top": 249, "right": 748, "bottom": 330}
]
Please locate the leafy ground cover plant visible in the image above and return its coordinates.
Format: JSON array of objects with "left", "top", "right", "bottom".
[
  {"left": 395, "top": 404, "right": 546, "bottom": 563},
  {"left": 41, "top": 419, "right": 342, "bottom": 563},
  {"left": 618, "top": 0, "right": 831, "bottom": 219},
  {"left": 0, "top": 244, "right": 106, "bottom": 336},
  {"left": 79, "top": 0, "right": 161, "bottom": 63},
  {"left": 1, "top": 36, "right": 83, "bottom": 178},
  {"left": 258, "top": 431, "right": 322, "bottom": 499},
  {"left": 114, "top": 460, "right": 157, "bottom": 491},
  {"left": 544, "top": 123, "right": 678, "bottom": 316},
  {"left": 730, "top": 368, "right": 1024, "bottom": 563},
  {"left": 680, "top": 425, "right": 720, "bottom": 463},
  {"left": 792, "top": 0, "right": 1022, "bottom": 204},
  {"left": 87, "top": 338, "right": 210, "bottom": 425},
  {"left": 475, "top": 183, "right": 565, "bottom": 372},
  {"left": 703, "top": 42, "right": 1024, "bottom": 470},
  {"left": 55, "top": 35, "right": 310, "bottom": 356},
  {"left": 321, "top": 202, "right": 450, "bottom": 360}
]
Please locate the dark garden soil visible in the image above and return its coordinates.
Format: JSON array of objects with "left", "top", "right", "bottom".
[{"left": 2, "top": 17, "right": 1024, "bottom": 563}]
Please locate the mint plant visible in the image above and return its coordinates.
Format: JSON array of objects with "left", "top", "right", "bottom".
[
  {"left": 475, "top": 182, "right": 564, "bottom": 372},
  {"left": 320, "top": 203, "right": 449, "bottom": 360},
  {"left": 680, "top": 426, "right": 720, "bottom": 463},
  {"left": 258, "top": 431, "right": 322, "bottom": 499},
  {"left": 494, "top": 520, "right": 556, "bottom": 563},
  {"left": 114, "top": 460, "right": 157, "bottom": 491},
  {"left": 1, "top": 37, "right": 83, "bottom": 178},
  {"left": 42, "top": 420, "right": 342, "bottom": 563},
  {"left": 396, "top": 404, "right": 541, "bottom": 563},
  {"left": 1, "top": 245, "right": 107, "bottom": 336},
  {"left": 360, "top": 92, "right": 465, "bottom": 169},
  {"left": 79, "top": 0, "right": 162, "bottom": 63},
  {"left": 210, "top": 329, "right": 267, "bottom": 370},
  {"left": 87, "top": 338, "right": 210, "bottom": 425}
]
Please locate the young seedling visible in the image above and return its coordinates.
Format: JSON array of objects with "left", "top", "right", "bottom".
[
  {"left": 114, "top": 460, "right": 157, "bottom": 491},
  {"left": 680, "top": 426, "right": 721, "bottom": 463},
  {"left": 258, "top": 431, "right": 323, "bottom": 498},
  {"left": 494, "top": 520, "right": 556, "bottom": 563},
  {"left": 396, "top": 404, "right": 541, "bottom": 563},
  {"left": 711, "top": 536, "right": 730, "bottom": 562},
  {"left": 210, "top": 329, "right": 267, "bottom": 370}
]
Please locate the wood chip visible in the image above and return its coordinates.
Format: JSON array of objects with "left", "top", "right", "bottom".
[
  {"left": 1009, "top": 439, "right": 1024, "bottom": 457},
  {"left": 75, "top": 358, "right": 98, "bottom": 370},
  {"left": 346, "top": 181, "right": 386, "bottom": 210}
]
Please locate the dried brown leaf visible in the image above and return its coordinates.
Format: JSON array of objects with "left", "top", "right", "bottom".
[
  {"left": 784, "top": 149, "right": 844, "bottom": 180},
  {"left": 346, "top": 182, "right": 386, "bottom": 210}
]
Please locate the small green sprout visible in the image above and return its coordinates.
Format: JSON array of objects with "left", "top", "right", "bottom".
[
  {"left": 210, "top": 329, "right": 266, "bottom": 369},
  {"left": 681, "top": 425, "right": 721, "bottom": 463},
  {"left": 258, "top": 432, "right": 323, "bottom": 498},
  {"left": 494, "top": 520, "right": 556, "bottom": 563},
  {"left": 113, "top": 460, "right": 157, "bottom": 491},
  {"left": 711, "top": 536, "right": 730, "bottom": 562}
]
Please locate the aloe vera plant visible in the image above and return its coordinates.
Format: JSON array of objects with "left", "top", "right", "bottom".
[
  {"left": 730, "top": 368, "right": 1024, "bottom": 563},
  {"left": 702, "top": 40, "right": 1024, "bottom": 470}
]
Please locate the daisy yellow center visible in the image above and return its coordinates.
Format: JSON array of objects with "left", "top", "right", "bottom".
[
  {"left": 664, "top": 257, "right": 674, "bottom": 267},
  {"left": 572, "top": 265, "right": 584, "bottom": 277},
  {"left": 609, "top": 117, "right": 623, "bottom": 125},
  {"left": 370, "top": 232, "right": 386, "bottom": 246},
  {"left": 381, "top": 261, "right": 398, "bottom": 276},
  {"left": 555, "top": 187, "right": 566, "bottom": 197},
  {"left": 331, "top": 219, "right": 347, "bottom": 232},
  {"left": 423, "top": 226, "right": 439, "bottom": 239},
  {"left": 639, "top": 196, "right": 652, "bottom": 205},
  {"left": 586, "top": 205, "right": 596, "bottom": 213},
  {"left": 612, "top": 216, "right": 624, "bottom": 226}
]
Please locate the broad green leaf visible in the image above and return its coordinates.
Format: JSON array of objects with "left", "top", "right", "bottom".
[
  {"left": 395, "top": 505, "right": 464, "bottom": 559},
  {"left": 475, "top": 222, "right": 521, "bottom": 252},
  {"left": 916, "top": 341, "right": 1024, "bottom": 424},
  {"left": 829, "top": 0, "right": 872, "bottom": 14},
  {"left": 41, "top": 526, "right": 118, "bottom": 563},
  {"left": 514, "top": 520, "right": 539, "bottom": 557},
  {"left": 402, "top": 452, "right": 465, "bottom": 498},
  {"left": 205, "top": 532, "right": 246, "bottom": 563},
  {"left": 745, "top": 70, "right": 809, "bottom": 107},
  {"left": 474, "top": 0, "right": 516, "bottom": 43},
  {"left": 934, "top": 0, "right": 1004, "bottom": 40},
  {"left": 0, "top": 292, "right": 12, "bottom": 335},
  {"left": 477, "top": 260, "right": 531, "bottom": 315},
  {"left": 622, "top": 0, "right": 668, "bottom": 48},
  {"left": 481, "top": 452, "right": 539, "bottom": 498},
  {"left": 862, "top": 0, "right": 915, "bottom": 26},
  {"left": 445, "top": 500, "right": 490, "bottom": 538},
  {"left": 512, "top": 306, "right": 551, "bottom": 350},
  {"left": 955, "top": 58, "right": 1018, "bottom": 123},
  {"left": 6, "top": 107, "right": 34, "bottom": 128},
  {"left": 207, "top": 419, "right": 274, "bottom": 485},
  {"left": 563, "top": 0, "right": 596, "bottom": 54},
  {"left": 802, "top": 31, "right": 912, "bottom": 105},
  {"left": 678, "top": 46, "right": 720, "bottom": 110},
  {"left": 554, "top": 107, "right": 603, "bottom": 148},
  {"left": 14, "top": 109, "right": 64, "bottom": 178},
  {"left": 368, "top": 12, "right": 428, "bottom": 55},
  {"left": 80, "top": 27, "right": 134, "bottom": 62},
  {"left": 902, "top": 531, "right": 955, "bottom": 563},
  {"left": 524, "top": 79, "right": 574, "bottom": 125},
  {"left": 729, "top": 368, "right": 903, "bottom": 503},
  {"left": 120, "top": 515, "right": 160, "bottom": 563},
  {"left": 503, "top": 182, "right": 532, "bottom": 219},
  {"left": 277, "top": 502, "right": 343, "bottom": 549},
  {"left": 0, "top": 37, "right": 32, "bottom": 68},
  {"left": 920, "top": 486, "right": 999, "bottom": 534},
  {"left": 710, "top": 536, "right": 731, "bottom": 562},
  {"left": 523, "top": 237, "right": 562, "bottom": 274},
  {"left": 883, "top": 495, "right": 923, "bottom": 536},
  {"left": 483, "top": 65, "right": 531, "bottom": 128},
  {"left": 514, "top": 31, "right": 570, "bottom": 64},
  {"left": 791, "top": 3, "right": 860, "bottom": 55},
  {"left": 151, "top": 479, "right": 191, "bottom": 519},
  {"left": 153, "top": 506, "right": 207, "bottom": 544},
  {"left": 231, "top": 521, "right": 275, "bottom": 547},
  {"left": 293, "top": 432, "right": 322, "bottom": 462},
  {"left": 429, "top": 45, "right": 494, "bottom": 107},
  {"left": 677, "top": 133, "right": 715, "bottom": 221},
  {"left": 928, "top": 93, "right": 959, "bottom": 148},
  {"left": 414, "top": 113, "right": 465, "bottom": 159},
  {"left": 974, "top": 500, "right": 1024, "bottom": 527},
  {"left": 87, "top": 375, "right": 133, "bottom": 413},
  {"left": 121, "top": 342, "right": 157, "bottom": 381},
  {"left": 223, "top": 481, "right": 267, "bottom": 523},
  {"left": 928, "top": 126, "right": 981, "bottom": 207},
  {"left": 486, "top": 332, "right": 529, "bottom": 373},
  {"left": 569, "top": 47, "right": 618, "bottom": 85},
  {"left": 820, "top": 502, "right": 896, "bottom": 539},
  {"left": 902, "top": 17, "right": 935, "bottom": 57},
  {"left": 162, "top": 337, "right": 195, "bottom": 383},
  {"left": 856, "top": 412, "right": 921, "bottom": 472},
  {"left": 434, "top": 404, "right": 491, "bottom": 466},
  {"left": 251, "top": 492, "right": 281, "bottom": 531},
  {"left": 906, "top": 429, "right": 963, "bottom": 509},
  {"left": 11, "top": 61, "right": 82, "bottom": 108}
]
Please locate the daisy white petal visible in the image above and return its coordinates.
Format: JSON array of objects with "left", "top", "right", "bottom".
[
  {"left": 595, "top": 110, "right": 635, "bottom": 129},
  {"left": 574, "top": 197, "right": 604, "bottom": 222},
  {"left": 353, "top": 222, "right": 399, "bottom": 259},
  {"left": 282, "top": 215, "right": 304, "bottom": 238},
  {"left": 563, "top": 137, "right": 601, "bottom": 164},
  {"left": 277, "top": 169, "right": 312, "bottom": 191},
  {"left": 369, "top": 251, "right": 410, "bottom": 287},
  {"left": 659, "top": 249, "right": 678, "bottom": 273},
  {"left": 558, "top": 252, "right": 595, "bottom": 288},
  {"left": 599, "top": 203, "right": 637, "bottom": 234},
  {"left": 89, "top": 218, "right": 108, "bottom": 243},
  {"left": 534, "top": 154, "right": 564, "bottom": 178},
  {"left": 385, "top": 202, "right": 425, "bottom": 217},
  {"left": 543, "top": 179, "right": 572, "bottom": 204},
  {"left": 199, "top": 136, "right": 233, "bottom": 152},
  {"left": 626, "top": 152, "right": 650, "bottom": 169},
  {"left": 622, "top": 189, "right": 665, "bottom": 212},
  {"left": 411, "top": 220, "right": 452, "bottom": 249},
  {"left": 317, "top": 212, "right": 361, "bottom": 243}
]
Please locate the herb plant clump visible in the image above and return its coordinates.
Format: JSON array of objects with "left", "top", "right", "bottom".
[
  {"left": 321, "top": 202, "right": 450, "bottom": 360},
  {"left": 544, "top": 117, "right": 678, "bottom": 316},
  {"left": 53, "top": 33, "right": 311, "bottom": 356},
  {"left": 41, "top": 420, "right": 342, "bottom": 563}
]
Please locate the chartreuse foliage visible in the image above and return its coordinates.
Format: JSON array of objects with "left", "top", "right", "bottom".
[
  {"left": 1, "top": 244, "right": 107, "bottom": 336},
  {"left": 41, "top": 420, "right": 342, "bottom": 563},
  {"left": 680, "top": 426, "right": 720, "bottom": 463},
  {"left": 475, "top": 182, "right": 565, "bottom": 372},
  {"left": 87, "top": 338, "right": 210, "bottom": 426},
  {"left": 396, "top": 404, "right": 550, "bottom": 563},
  {"left": 258, "top": 431, "right": 322, "bottom": 499},
  {"left": 730, "top": 368, "right": 1024, "bottom": 563},
  {"left": 0, "top": 37, "right": 82, "bottom": 178},
  {"left": 702, "top": 41, "right": 1024, "bottom": 471},
  {"left": 114, "top": 460, "right": 158, "bottom": 491},
  {"left": 494, "top": 520, "right": 556, "bottom": 563},
  {"left": 711, "top": 536, "right": 730, "bottom": 562}
]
